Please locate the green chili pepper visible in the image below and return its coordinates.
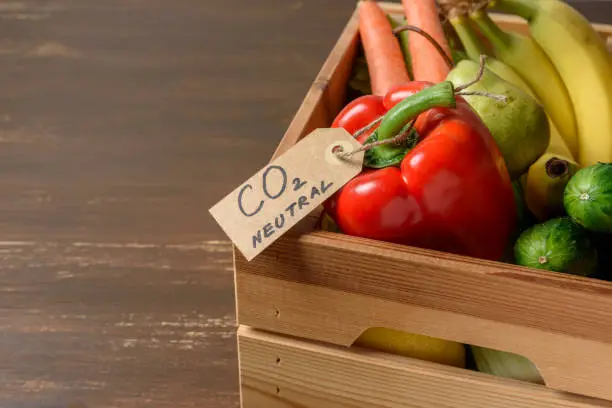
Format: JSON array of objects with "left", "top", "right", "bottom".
[{"left": 378, "top": 81, "right": 457, "bottom": 142}]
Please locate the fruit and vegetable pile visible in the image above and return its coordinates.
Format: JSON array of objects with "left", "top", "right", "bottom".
[{"left": 318, "top": 0, "right": 612, "bottom": 384}]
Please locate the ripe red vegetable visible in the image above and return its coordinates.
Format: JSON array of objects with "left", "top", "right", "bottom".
[
  {"left": 332, "top": 94, "right": 386, "bottom": 144},
  {"left": 383, "top": 81, "right": 433, "bottom": 111},
  {"left": 327, "top": 81, "right": 516, "bottom": 261}
]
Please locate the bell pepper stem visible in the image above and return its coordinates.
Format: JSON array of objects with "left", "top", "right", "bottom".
[{"left": 378, "top": 81, "right": 457, "bottom": 142}]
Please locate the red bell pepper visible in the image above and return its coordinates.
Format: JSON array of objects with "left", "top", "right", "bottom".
[
  {"left": 326, "top": 80, "right": 516, "bottom": 261},
  {"left": 331, "top": 94, "right": 387, "bottom": 144}
]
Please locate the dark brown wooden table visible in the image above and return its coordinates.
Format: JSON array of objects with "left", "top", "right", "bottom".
[{"left": 0, "top": 1, "right": 609, "bottom": 407}]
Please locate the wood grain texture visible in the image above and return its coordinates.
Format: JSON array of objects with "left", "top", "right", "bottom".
[
  {"left": 0, "top": 0, "right": 362, "bottom": 407},
  {"left": 238, "top": 327, "right": 612, "bottom": 408},
  {"left": 2, "top": 240, "right": 238, "bottom": 408}
]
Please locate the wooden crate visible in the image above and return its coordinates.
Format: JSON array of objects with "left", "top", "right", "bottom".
[{"left": 233, "top": 2, "right": 612, "bottom": 407}]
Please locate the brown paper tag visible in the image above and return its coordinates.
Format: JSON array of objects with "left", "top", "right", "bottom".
[{"left": 209, "top": 128, "right": 364, "bottom": 261}]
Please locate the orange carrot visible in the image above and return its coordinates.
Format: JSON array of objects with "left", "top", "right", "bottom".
[
  {"left": 359, "top": 1, "right": 411, "bottom": 96},
  {"left": 402, "top": 0, "right": 452, "bottom": 82}
]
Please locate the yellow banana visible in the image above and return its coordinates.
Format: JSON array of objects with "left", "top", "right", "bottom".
[
  {"left": 493, "top": 0, "right": 612, "bottom": 167},
  {"left": 469, "top": 8, "right": 579, "bottom": 159}
]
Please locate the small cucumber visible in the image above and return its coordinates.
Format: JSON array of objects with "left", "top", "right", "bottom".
[
  {"left": 514, "top": 217, "right": 598, "bottom": 276},
  {"left": 563, "top": 162, "right": 612, "bottom": 233}
]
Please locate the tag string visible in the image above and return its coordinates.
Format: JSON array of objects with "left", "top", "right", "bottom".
[
  {"left": 353, "top": 116, "right": 383, "bottom": 140},
  {"left": 334, "top": 117, "right": 418, "bottom": 158},
  {"left": 454, "top": 55, "right": 486, "bottom": 92}
]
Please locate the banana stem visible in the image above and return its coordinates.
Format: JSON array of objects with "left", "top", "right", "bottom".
[
  {"left": 470, "top": 8, "right": 513, "bottom": 51},
  {"left": 545, "top": 157, "right": 570, "bottom": 178},
  {"left": 490, "top": 0, "right": 534, "bottom": 20},
  {"left": 450, "top": 15, "right": 490, "bottom": 61}
]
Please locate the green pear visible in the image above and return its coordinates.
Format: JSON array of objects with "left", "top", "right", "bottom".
[{"left": 446, "top": 59, "right": 550, "bottom": 180}]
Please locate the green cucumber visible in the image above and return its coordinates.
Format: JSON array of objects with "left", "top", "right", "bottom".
[
  {"left": 514, "top": 217, "right": 598, "bottom": 276},
  {"left": 563, "top": 162, "right": 612, "bottom": 233}
]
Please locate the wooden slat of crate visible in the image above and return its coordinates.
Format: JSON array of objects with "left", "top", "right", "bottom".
[{"left": 238, "top": 326, "right": 612, "bottom": 408}]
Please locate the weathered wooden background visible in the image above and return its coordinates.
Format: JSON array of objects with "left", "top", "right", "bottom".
[{"left": 0, "top": 0, "right": 609, "bottom": 407}]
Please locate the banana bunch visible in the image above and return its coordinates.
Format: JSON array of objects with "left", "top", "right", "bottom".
[
  {"left": 485, "top": 0, "right": 612, "bottom": 168},
  {"left": 445, "top": 0, "right": 611, "bottom": 222}
]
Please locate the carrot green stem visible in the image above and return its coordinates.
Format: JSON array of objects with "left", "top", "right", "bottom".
[{"left": 388, "top": 15, "right": 414, "bottom": 79}]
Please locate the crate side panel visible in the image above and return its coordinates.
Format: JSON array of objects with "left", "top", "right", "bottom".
[
  {"left": 238, "top": 326, "right": 612, "bottom": 408},
  {"left": 235, "top": 231, "right": 612, "bottom": 401}
]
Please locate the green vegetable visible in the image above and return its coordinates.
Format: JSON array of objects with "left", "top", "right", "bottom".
[
  {"left": 471, "top": 346, "right": 544, "bottom": 384},
  {"left": 514, "top": 217, "right": 598, "bottom": 275},
  {"left": 379, "top": 81, "right": 455, "bottom": 139},
  {"left": 563, "top": 162, "right": 612, "bottom": 233},
  {"left": 442, "top": 17, "right": 469, "bottom": 64},
  {"left": 388, "top": 15, "right": 413, "bottom": 78}
]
